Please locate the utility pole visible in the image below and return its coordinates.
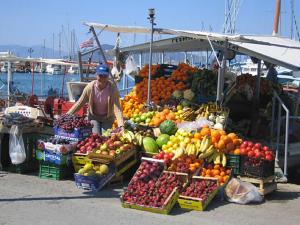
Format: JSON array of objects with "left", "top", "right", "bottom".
[
  {"left": 59, "top": 31, "right": 62, "bottom": 58},
  {"left": 52, "top": 33, "right": 55, "bottom": 58}
]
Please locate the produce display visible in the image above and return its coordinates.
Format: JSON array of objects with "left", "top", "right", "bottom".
[
  {"left": 75, "top": 133, "right": 107, "bottom": 154},
  {"left": 123, "top": 159, "right": 186, "bottom": 208},
  {"left": 54, "top": 114, "right": 92, "bottom": 131},
  {"left": 201, "top": 164, "right": 231, "bottom": 185},
  {"left": 191, "top": 69, "right": 218, "bottom": 99},
  {"left": 181, "top": 178, "right": 218, "bottom": 200},
  {"left": 37, "top": 137, "right": 75, "bottom": 154},
  {"left": 77, "top": 162, "right": 109, "bottom": 176},
  {"left": 239, "top": 141, "right": 275, "bottom": 161},
  {"left": 131, "top": 111, "right": 156, "bottom": 126}
]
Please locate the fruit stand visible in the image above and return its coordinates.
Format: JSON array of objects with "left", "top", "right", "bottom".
[{"left": 0, "top": 62, "right": 280, "bottom": 214}]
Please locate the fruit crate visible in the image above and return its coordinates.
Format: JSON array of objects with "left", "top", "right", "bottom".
[
  {"left": 241, "top": 156, "right": 275, "bottom": 178},
  {"left": 121, "top": 187, "right": 180, "bottom": 215},
  {"left": 114, "top": 151, "right": 138, "bottom": 177},
  {"left": 54, "top": 126, "right": 92, "bottom": 141},
  {"left": 44, "top": 150, "right": 73, "bottom": 166},
  {"left": 39, "top": 161, "right": 74, "bottom": 180},
  {"left": 72, "top": 153, "right": 91, "bottom": 165},
  {"left": 36, "top": 149, "right": 45, "bottom": 161},
  {"left": 88, "top": 148, "right": 137, "bottom": 167},
  {"left": 225, "top": 154, "right": 241, "bottom": 175},
  {"left": 74, "top": 165, "right": 115, "bottom": 191},
  {"left": 178, "top": 176, "right": 220, "bottom": 211},
  {"left": 73, "top": 163, "right": 84, "bottom": 173}
]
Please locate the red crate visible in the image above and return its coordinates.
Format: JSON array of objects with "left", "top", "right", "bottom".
[{"left": 53, "top": 99, "right": 87, "bottom": 117}]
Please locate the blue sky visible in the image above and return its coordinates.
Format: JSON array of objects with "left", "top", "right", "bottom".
[{"left": 0, "top": 0, "right": 299, "bottom": 51}]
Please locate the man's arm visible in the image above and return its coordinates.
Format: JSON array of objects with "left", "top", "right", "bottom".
[{"left": 67, "top": 87, "right": 89, "bottom": 115}]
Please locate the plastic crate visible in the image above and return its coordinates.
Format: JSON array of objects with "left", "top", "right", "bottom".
[
  {"left": 44, "top": 150, "right": 73, "bottom": 166},
  {"left": 241, "top": 157, "right": 275, "bottom": 178},
  {"left": 74, "top": 165, "right": 115, "bottom": 191},
  {"left": 226, "top": 154, "right": 241, "bottom": 175},
  {"left": 39, "top": 161, "right": 74, "bottom": 180},
  {"left": 54, "top": 126, "right": 92, "bottom": 141}
]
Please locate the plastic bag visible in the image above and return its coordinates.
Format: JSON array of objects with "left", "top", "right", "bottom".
[
  {"left": 225, "top": 178, "right": 263, "bottom": 204},
  {"left": 125, "top": 56, "right": 138, "bottom": 76},
  {"left": 9, "top": 125, "right": 26, "bottom": 165},
  {"left": 177, "top": 118, "right": 213, "bottom": 132}
]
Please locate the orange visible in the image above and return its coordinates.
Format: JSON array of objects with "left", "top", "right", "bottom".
[
  {"left": 194, "top": 132, "right": 202, "bottom": 140},
  {"left": 226, "top": 169, "right": 231, "bottom": 175},
  {"left": 200, "top": 127, "right": 211, "bottom": 136},
  {"left": 211, "top": 129, "right": 221, "bottom": 141},
  {"left": 233, "top": 148, "right": 241, "bottom": 155},
  {"left": 219, "top": 130, "right": 226, "bottom": 135},
  {"left": 220, "top": 171, "right": 226, "bottom": 177},
  {"left": 226, "top": 143, "right": 235, "bottom": 151},
  {"left": 217, "top": 140, "right": 225, "bottom": 150},
  {"left": 205, "top": 169, "right": 211, "bottom": 176},
  {"left": 227, "top": 133, "right": 237, "bottom": 140},
  {"left": 213, "top": 169, "right": 220, "bottom": 176}
]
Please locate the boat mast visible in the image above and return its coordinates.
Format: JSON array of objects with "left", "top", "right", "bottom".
[{"left": 272, "top": 0, "right": 281, "bottom": 36}]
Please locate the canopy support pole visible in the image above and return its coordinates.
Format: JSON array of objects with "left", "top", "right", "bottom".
[
  {"left": 139, "top": 53, "right": 143, "bottom": 68},
  {"left": 147, "top": 17, "right": 155, "bottom": 106},
  {"left": 78, "top": 51, "right": 83, "bottom": 81},
  {"left": 90, "top": 26, "right": 117, "bottom": 87},
  {"left": 217, "top": 40, "right": 228, "bottom": 104},
  {"left": 7, "top": 61, "right": 12, "bottom": 107}
]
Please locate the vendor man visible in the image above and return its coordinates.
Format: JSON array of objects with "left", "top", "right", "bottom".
[{"left": 67, "top": 64, "right": 124, "bottom": 134}]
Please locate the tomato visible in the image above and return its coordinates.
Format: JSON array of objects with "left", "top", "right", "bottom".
[
  {"left": 254, "top": 152, "right": 262, "bottom": 159},
  {"left": 248, "top": 142, "right": 254, "bottom": 148},
  {"left": 242, "top": 141, "right": 249, "bottom": 147},
  {"left": 254, "top": 143, "right": 262, "bottom": 149},
  {"left": 246, "top": 147, "right": 252, "bottom": 152},
  {"left": 247, "top": 151, "right": 255, "bottom": 158},
  {"left": 263, "top": 146, "right": 270, "bottom": 152},
  {"left": 253, "top": 148, "right": 260, "bottom": 154},
  {"left": 265, "top": 154, "right": 273, "bottom": 161},
  {"left": 240, "top": 143, "right": 247, "bottom": 149},
  {"left": 240, "top": 148, "right": 247, "bottom": 155}
]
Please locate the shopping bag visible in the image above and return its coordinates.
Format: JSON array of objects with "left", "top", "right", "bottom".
[
  {"left": 9, "top": 125, "right": 26, "bottom": 165},
  {"left": 125, "top": 56, "right": 138, "bottom": 76}
]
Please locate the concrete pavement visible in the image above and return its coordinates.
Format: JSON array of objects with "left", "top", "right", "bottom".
[{"left": 0, "top": 172, "right": 300, "bottom": 225}]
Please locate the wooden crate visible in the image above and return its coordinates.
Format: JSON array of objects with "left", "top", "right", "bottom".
[{"left": 238, "top": 175, "right": 277, "bottom": 195}]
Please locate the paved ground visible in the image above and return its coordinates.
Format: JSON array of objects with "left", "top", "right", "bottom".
[{"left": 0, "top": 172, "right": 300, "bottom": 225}]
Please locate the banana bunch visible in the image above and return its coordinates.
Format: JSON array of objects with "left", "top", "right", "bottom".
[
  {"left": 197, "top": 136, "right": 215, "bottom": 159},
  {"left": 120, "top": 130, "right": 135, "bottom": 143},
  {"left": 186, "top": 143, "right": 197, "bottom": 155},
  {"left": 207, "top": 151, "right": 227, "bottom": 167},
  {"left": 172, "top": 145, "right": 185, "bottom": 160},
  {"left": 180, "top": 108, "right": 196, "bottom": 121},
  {"left": 134, "top": 133, "right": 143, "bottom": 146}
]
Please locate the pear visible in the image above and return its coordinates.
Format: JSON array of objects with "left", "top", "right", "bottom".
[{"left": 99, "top": 164, "right": 109, "bottom": 175}]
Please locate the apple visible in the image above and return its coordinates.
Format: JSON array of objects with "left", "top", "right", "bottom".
[
  {"left": 100, "top": 143, "right": 108, "bottom": 151},
  {"left": 263, "top": 146, "right": 270, "bottom": 152},
  {"left": 101, "top": 150, "right": 109, "bottom": 155},
  {"left": 113, "top": 141, "right": 123, "bottom": 148},
  {"left": 248, "top": 142, "right": 254, "bottom": 148},
  {"left": 265, "top": 154, "right": 274, "bottom": 161},
  {"left": 247, "top": 151, "right": 254, "bottom": 158}
]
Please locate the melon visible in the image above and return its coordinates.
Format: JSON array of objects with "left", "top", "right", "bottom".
[
  {"left": 156, "top": 134, "right": 170, "bottom": 148},
  {"left": 143, "top": 137, "right": 159, "bottom": 153}
]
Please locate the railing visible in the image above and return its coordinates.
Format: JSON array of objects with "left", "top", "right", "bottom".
[{"left": 270, "top": 91, "right": 289, "bottom": 176}]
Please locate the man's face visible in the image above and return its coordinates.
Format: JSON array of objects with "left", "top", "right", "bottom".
[{"left": 97, "top": 74, "right": 109, "bottom": 86}]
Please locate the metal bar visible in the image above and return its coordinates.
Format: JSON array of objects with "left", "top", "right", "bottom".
[
  {"left": 81, "top": 47, "right": 101, "bottom": 56},
  {"left": 7, "top": 61, "right": 12, "bottom": 106},
  {"left": 147, "top": 21, "right": 154, "bottom": 106},
  {"left": 31, "top": 62, "right": 35, "bottom": 95},
  {"left": 284, "top": 110, "right": 289, "bottom": 176},
  {"left": 206, "top": 50, "right": 209, "bottom": 69},
  {"left": 139, "top": 53, "right": 142, "bottom": 68},
  {"left": 90, "top": 26, "right": 118, "bottom": 87},
  {"left": 270, "top": 95, "right": 276, "bottom": 147},
  {"left": 125, "top": 73, "right": 129, "bottom": 95},
  {"left": 255, "top": 60, "right": 261, "bottom": 101},
  {"left": 78, "top": 51, "right": 83, "bottom": 81},
  {"left": 276, "top": 103, "right": 282, "bottom": 160},
  {"left": 206, "top": 36, "right": 220, "bottom": 67}
]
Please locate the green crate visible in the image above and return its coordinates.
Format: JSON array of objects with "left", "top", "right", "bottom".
[
  {"left": 226, "top": 154, "right": 241, "bottom": 175},
  {"left": 39, "top": 161, "right": 73, "bottom": 180},
  {"left": 2, "top": 133, "right": 52, "bottom": 174}
]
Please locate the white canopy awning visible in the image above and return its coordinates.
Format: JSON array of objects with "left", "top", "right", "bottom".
[{"left": 85, "top": 22, "right": 300, "bottom": 71}]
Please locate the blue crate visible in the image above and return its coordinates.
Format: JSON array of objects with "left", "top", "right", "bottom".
[
  {"left": 74, "top": 171, "right": 115, "bottom": 192},
  {"left": 54, "top": 126, "right": 92, "bottom": 141},
  {"left": 44, "top": 150, "right": 72, "bottom": 166}
]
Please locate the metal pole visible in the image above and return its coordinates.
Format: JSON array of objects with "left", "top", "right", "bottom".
[
  {"left": 161, "top": 52, "right": 165, "bottom": 64},
  {"left": 90, "top": 26, "right": 118, "bottom": 87},
  {"left": 270, "top": 94, "right": 276, "bottom": 147},
  {"left": 7, "top": 61, "right": 12, "bottom": 106},
  {"left": 147, "top": 10, "right": 155, "bottom": 106},
  {"left": 284, "top": 111, "right": 289, "bottom": 176},
  {"left": 255, "top": 60, "right": 261, "bottom": 102},
  {"left": 31, "top": 63, "right": 35, "bottom": 95},
  {"left": 272, "top": 0, "right": 281, "bottom": 36},
  {"left": 184, "top": 52, "right": 187, "bottom": 63},
  {"left": 206, "top": 50, "right": 209, "bottom": 69},
  {"left": 139, "top": 53, "right": 143, "bottom": 68},
  {"left": 78, "top": 51, "right": 83, "bottom": 81},
  {"left": 276, "top": 103, "right": 282, "bottom": 160}
]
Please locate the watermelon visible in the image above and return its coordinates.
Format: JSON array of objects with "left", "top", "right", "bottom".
[
  {"left": 156, "top": 134, "right": 170, "bottom": 148},
  {"left": 159, "top": 120, "right": 177, "bottom": 135},
  {"left": 143, "top": 137, "right": 159, "bottom": 153}
]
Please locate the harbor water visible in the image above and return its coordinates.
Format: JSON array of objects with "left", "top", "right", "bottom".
[{"left": 0, "top": 72, "right": 135, "bottom": 99}]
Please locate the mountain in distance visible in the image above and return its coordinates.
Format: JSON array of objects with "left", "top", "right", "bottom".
[{"left": 0, "top": 44, "right": 114, "bottom": 61}]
